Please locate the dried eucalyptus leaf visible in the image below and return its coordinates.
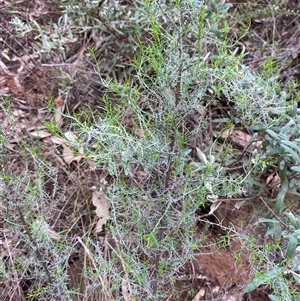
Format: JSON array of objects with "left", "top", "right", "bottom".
[
  {"left": 196, "top": 147, "right": 208, "bottom": 165},
  {"left": 29, "top": 130, "right": 52, "bottom": 138},
  {"left": 91, "top": 191, "right": 110, "bottom": 233},
  {"left": 62, "top": 144, "right": 83, "bottom": 164}
]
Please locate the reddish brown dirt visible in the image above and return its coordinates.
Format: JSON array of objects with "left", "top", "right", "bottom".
[
  {"left": 178, "top": 201, "right": 270, "bottom": 301},
  {"left": 194, "top": 239, "right": 251, "bottom": 300}
]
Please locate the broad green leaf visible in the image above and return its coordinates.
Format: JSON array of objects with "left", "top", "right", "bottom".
[
  {"left": 281, "top": 139, "right": 300, "bottom": 153},
  {"left": 285, "top": 188, "right": 300, "bottom": 196},
  {"left": 258, "top": 217, "right": 280, "bottom": 224},
  {"left": 278, "top": 160, "right": 287, "bottom": 182},
  {"left": 275, "top": 180, "right": 288, "bottom": 214},
  {"left": 265, "top": 147, "right": 281, "bottom": 156},
  {"left": 264, "top": 223, "right": 281, "bottom": 241},
  {"left": 269, "top": 126, "right": 282, "bottom": 133},
  {"left": 273, "top": 222, "right": 282, "bottom": 241},
  {"left": 268, "top": 295, "right": 282, "bottom": 301},
  {"left": 293, "top": 272, "right": 300, "bottom": 284},
  {"left": 248, "top": 124, "right": 266, "bottom": 131},
  {"left": 279, "top": 160, "right": 285, "bottom": 170},
  {"left": 244, "top": 267, "right": 284, "bottom": 293},
  {"left": 289, "top": 102, "right": 298, "bottom": 117},
  {"left": 280, "top": 118, "right": 295, "bottom": 134},
  {"left": 285, "top": 233, "right": 299, "bottom": 258},
  {"left": 292, "top": 256, "right": 300, "bottom": 271},
  {"left": 291, "top": 166, "right": 300, "bottom": 173},
  {"left": 280, "top": 144, "right": 299, "bottom": 162},
  {"left": 289, "top": 178, "right": 295, "bottom": 188},
  {"left": 291, "top": 126, "right": 300, "bottom": 136},
  {"left": 286, "top": 212, "right": 300, "bottom": 229},
  {"left": 266, "top": 129, "right": 279, "bottom": 140}
]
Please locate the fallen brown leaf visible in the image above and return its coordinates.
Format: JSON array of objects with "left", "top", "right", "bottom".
[
  {"left": 266, "top": 171, "right": 281, "bottom": 188},
  {"left": 121, "top": 109, "right": 135, "bottom": 126},
  {"left": 49, "top": 137, "right": 65, "bottom": 145},
  {"left": 134, "top": 127, "right": 143, "bottom": 138},
  {"left": 192, "top": 288, "right": 205, "bottom": 301},
  {"left": 121, "top": 278, "right": 132, "bottom": 301},
  {"left": 91, "top": 191, "right": 110, "bottom": 233},
  {"left": 221, "top": 129, "right": 262, "bottom": 149},
  {"left": 28, "top": 129, "right": 52, "bottom": 138},
  {"left": 62, "top": 144, "right": 83, "bottom": 164},
  {"left": 54, "top": 96, "right": 65, "bottom": 128}
]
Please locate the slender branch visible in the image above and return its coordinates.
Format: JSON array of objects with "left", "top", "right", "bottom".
[
  {"left": 165, "top": 58, "right": 183, "bottom": 189},
  {"left": 259, "top": 196, "right": 288, "bottom": 228}
]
